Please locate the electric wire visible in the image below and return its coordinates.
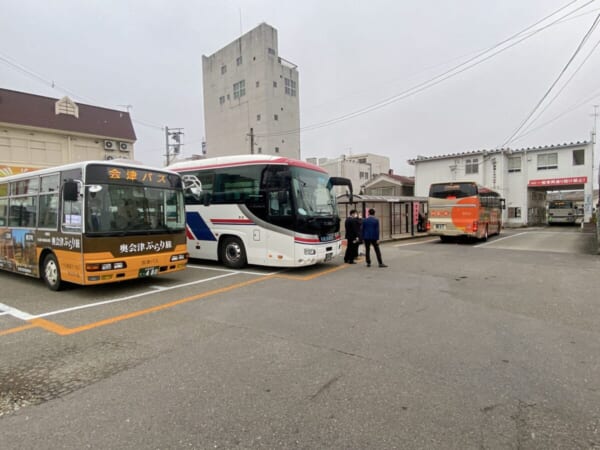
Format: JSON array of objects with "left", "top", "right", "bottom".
[
  {"left": 254, "top": 0, "right": 596, "bottom": 138},
  {"left": 500, "top": 13, "right": 600, "bottom": 147},
  {"left": 513, "top": 34, "right": 600, "bottom": 141},
  {"left": 0, "top": 52, "right": 164, "bottom": 131}
]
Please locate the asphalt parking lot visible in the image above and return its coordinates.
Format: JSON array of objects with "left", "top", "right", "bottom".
[{"left": 1, "top": 228, "right": 600, "bottom": 449}]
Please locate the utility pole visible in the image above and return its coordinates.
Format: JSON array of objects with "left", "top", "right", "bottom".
[
  {"left": 165, "top": 126, "right": 184, "bottom": 166},
  {"left": 592, "top": 105, "right": 599, "bottom": 196}
]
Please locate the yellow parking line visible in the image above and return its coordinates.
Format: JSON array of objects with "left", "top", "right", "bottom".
[
  {"left": 6, "top": 262, "right": 348, "bottom": 337},
  {"left": 0, "top": 323, "right": 37, "bottom": 336},
  {"left": 28, "top": 275, "right": 273, "bottom": 336},
  {"left": 274, "top": 264, "right": 348, "bottom": 280}
]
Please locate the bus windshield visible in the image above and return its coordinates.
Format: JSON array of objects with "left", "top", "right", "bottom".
[
  {"left": 291, "top": 167, "right": 337, "bottom": 217},
  {"left": 429, "top": 182, "right": 478, "bottom": 199},
  {"left": 85, "top": 184, "right": 185, "bottom": 235},
  {"left": 548, "top": 200, "right": 574, "bottom": 209}
]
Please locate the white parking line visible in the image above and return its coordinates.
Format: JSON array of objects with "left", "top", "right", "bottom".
[
  {"left": 393, "top": 238, "right": 438, "bottom": 247},
  {"left": 31, "top": 272, "right": 240, "bottom": 320},
  {"left": 187, "top": 264, "right": 280, "bottom": 276},
  {"left": 475, "top": 232, "right": 529, "bottom": 248},
  {"left": 0, "top": 302, "right": 35, "bottom": 321}
]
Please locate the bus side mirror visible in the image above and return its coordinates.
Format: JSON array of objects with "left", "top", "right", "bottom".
[
  {"left": 63, "top": 181, "right": 79, "bottom": 202},
  {"left": 501, "top": 198, "right": 506, "bottom": 210},
  {"left": 203, "top": 192, "right": 211, "bottom": 207}
]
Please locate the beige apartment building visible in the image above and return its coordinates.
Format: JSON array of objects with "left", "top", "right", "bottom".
[
  {"left": 307, "top": 153, "right": 391, "bottom": 195},
  {"left": 0, "top": 88, "right": 136, "bottom": 176},
  {"left": 202, "top": 23, "right": 300, "bottom": 159}
]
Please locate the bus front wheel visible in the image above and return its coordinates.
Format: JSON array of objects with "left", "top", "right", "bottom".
[
  {"left": 220, "top": 237, "right": 247, "bottom": 269},
  {"left": 42, "top": 253, "right": 63, "bottom": 291}
]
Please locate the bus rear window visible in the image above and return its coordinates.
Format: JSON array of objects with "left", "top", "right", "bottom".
[{"left": 429, "top": 183, "right": 477, "bottom": 199}]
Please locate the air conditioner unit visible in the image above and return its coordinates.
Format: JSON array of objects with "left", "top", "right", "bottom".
[
  {"left": 104, "top": 140, "right": 117, "bottom": 151},
  {"left": 118, "top": 141, "right": 131, "bottom": 152},
  {"left": 105, "top": 154, "right": 114, "bottom": 160}
]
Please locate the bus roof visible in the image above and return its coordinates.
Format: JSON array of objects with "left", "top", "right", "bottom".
[
  {"left": 167, "top": 155, "right": 328, "bottom": 174},
  {"left": 0, "top": 160, "right": 179, "bottom": 182}
]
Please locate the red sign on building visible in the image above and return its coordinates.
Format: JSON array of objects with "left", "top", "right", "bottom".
[{"left": 528, "top": 176, "right": 587, "bottom": 187}]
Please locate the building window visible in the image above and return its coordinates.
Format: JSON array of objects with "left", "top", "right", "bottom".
[
  {"left": 221, "top": 65, "right": 227, "bottom": 75},
  {"left": 275, "top": 147, "right": 280, "bottom": 153},
  {"left": 268, "top": 48, "right": 276, "bottom": 56},
  {"left": 219, "top": 96, "right": 225, "bottom": 105},
  {"left": 256, "top": 114, "right": 261, "bottom": 121},
  {"left": 274, "top": 114, "right": 278, "bottom": 121},
  {"left": 465, "top": 158, "right": 479, "bottom": 174},
  {"left": 236, "top": 56, "right": 243, "bottom": 66},
  {"left": 284, "top": 78, "right": 297, "bottom": 96},
  {"left": 257, "top": 147, "right": 262, "bottom": 153},
  {"left": 537, "top": 153, "right": 558, "bottom": 170},
  {"left": 256, "top": 81, "right": 260, "bottom": 88},
  {"left": 573, "top": 149, "right": 584, "bottom": 165},
  {"left": 508, "top": 207, "right": 521, "bottom": 218},
  {"left": 233, "top": 80, "right": 246, "bottom": 99},
  {"left": 273, "top": 81, "right": 278, "bottom": 88},
  {"left": 508, "top": 156, "right": 521, "bottom": 173}
]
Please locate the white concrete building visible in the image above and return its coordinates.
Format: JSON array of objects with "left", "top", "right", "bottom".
[
  {"left": 408, "top": 141, "right": 595, "bottom": 226},
  {"left": 306, "top": 153, "right": 390, "bottom": 195},
  {"left": 202, "top": 23, "right": 300, "bottom": 159}
]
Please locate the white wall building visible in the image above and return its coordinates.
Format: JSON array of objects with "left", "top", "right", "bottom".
[
  {"left": 306, "top": 153, "right": 390, "bottom": 195},
  {"left": 408, "top": 141, "right": 595, "bottom": 226},
  {"left": 202, "top": 23, "right": 300, "bottom": 159}
]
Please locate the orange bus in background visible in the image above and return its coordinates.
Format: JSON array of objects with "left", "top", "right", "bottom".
[{"left": 427, "top": 181, "right": 504, "bottom": 242}]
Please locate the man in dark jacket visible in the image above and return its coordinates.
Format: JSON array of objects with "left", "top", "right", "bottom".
[
  {"left": 361, "top": 208, "right": 387, "bottom": 268},
  {"left": 344, "top": 209, "right": 361, "bottom": 264}
]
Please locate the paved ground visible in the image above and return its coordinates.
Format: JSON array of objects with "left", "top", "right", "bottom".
[{"left": 1, "top": 227, "right": 599, "bottom": 449}]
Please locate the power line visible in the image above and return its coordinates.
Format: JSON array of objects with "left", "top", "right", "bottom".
[
  {"left": 0, "top": 51, "right": 165, "bottom": 131},
  {"left": 513, "top": 34, "right": 600, "bottom": 141},
  {"left": 500, "top": 13, "right": 600, "bottom": 147},
  {"left": 255, "top": 0, "right": 596, "bottom": 138}
]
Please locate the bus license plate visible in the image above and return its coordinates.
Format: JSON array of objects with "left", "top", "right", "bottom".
[
  {"left": 325, "top": 253, "right": 332, "bottom": 262},
  {"left": 435, "top": 224, "right": 445, "bottom": 230},
  {"left": 139, "top": 267, "right": 159, "bottom": 277}
]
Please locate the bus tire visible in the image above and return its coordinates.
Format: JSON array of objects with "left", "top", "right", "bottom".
[
  {"left": 42, "top": 253, "right": 63, "bottom": 291},
  {"left": 220, "top": 237, "right": 247, "bottom": 269}
]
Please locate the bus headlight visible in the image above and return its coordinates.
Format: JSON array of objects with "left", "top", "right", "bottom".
[
  {"left": 170, "top": 253, "right": 188, "bottom": 262},
  {"left": 304, "top": 249, "right": 316, "bottom": 255},
  {"left": 86, "top": 261, "right": 127, "bottom": 271}
]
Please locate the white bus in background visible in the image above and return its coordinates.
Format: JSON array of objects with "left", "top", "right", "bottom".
[
  {"left": 547, "top": 200, "right": 579, "bottom": 225},
  {"left": 168, "top": 155, "right": 353, "bottom": 269}
]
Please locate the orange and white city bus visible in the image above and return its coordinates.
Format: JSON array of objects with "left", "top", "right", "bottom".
[
  {"left": 168, "top": 155, "right": 353, "bottom": 268},
  {"left": 427, "top": 181, "right": 504, "bottom": 242},
  {"left": 0, "top": 160, "right": 188, "bottom": 290}
]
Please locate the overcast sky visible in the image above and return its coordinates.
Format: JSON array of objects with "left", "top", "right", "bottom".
[{"left": 2, "top": 0, "right": 600, "bottom": 181}]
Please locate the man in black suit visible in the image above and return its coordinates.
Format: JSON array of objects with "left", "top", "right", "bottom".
[{"left": 344, "top": 209, "right": 361, "bottom": 264}]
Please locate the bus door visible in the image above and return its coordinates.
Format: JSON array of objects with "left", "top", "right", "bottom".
[{"left": 264, "top": 189, "right": 295, "bottom": 263}]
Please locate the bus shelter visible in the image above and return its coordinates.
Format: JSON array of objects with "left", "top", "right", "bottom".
[{"left": 337, "top": 194, "right": 428, "bottom": 242}]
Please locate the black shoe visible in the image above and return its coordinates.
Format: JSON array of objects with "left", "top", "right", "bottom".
[
  {"left": 348, "top": 261, "right": 356, "bottom": 264},
  {"left": 379, "top": 264, "right": 388, "bottom": 268},
  {"left": 366, "top": 263, "right": 371, "bottom": 267}
]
